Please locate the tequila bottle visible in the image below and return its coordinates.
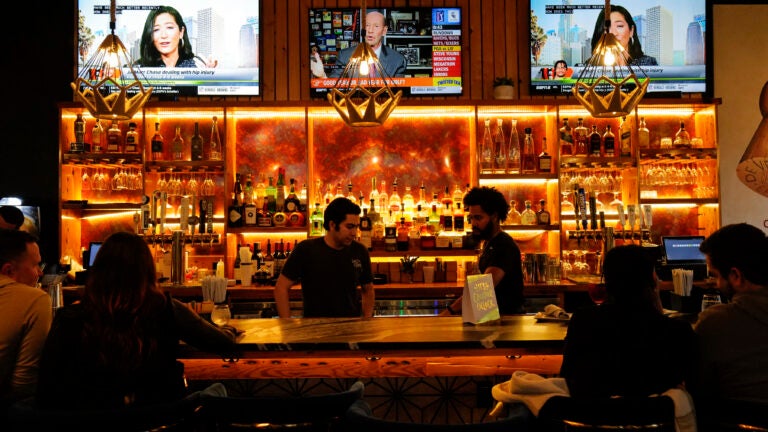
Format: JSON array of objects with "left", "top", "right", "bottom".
[
  {"left": 521, "top": 127, "right": 536, "bottom": 174},
  {"left": 520, "top": 200, "right": 537, "bottom": 225},
  {"left": 674, "top": 121, "right": 691, "bottom": 148},
  {"left": 574, "top": 118, "right": 588, "bottom": 155},
  {"left": 507, "top": 119, "right": 521, "bottom": 174},
  {"left": 493, "top": 118, "right": 507, "bottom": 172},
  {"left": 508, "top": 200, "right": 522, "bottom": 225}
]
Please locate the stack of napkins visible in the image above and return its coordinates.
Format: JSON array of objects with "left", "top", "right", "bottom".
[
  {"left": 672, "top": 268, "right": 694, "bottom": 296},
  {"left": 202, "top": 276, "right": 228, "bottom": 303},
  {"left": 543, "top": 304, "right": 569, "bottom": 319}
]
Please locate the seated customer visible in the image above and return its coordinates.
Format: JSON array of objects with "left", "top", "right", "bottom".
[
  {"left": 692, "top": 223, "right": 768, "bottom": 428},
  {"left": 35, "top": 231, "right": 238, "bottom": 410},
  {"left": 559, "top": 244, "right": 696, "bottom": 398}
]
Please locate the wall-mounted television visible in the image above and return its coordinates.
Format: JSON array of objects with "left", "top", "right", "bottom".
[
  {"left": 309, "top": 7, "right": 463, "bottom": 97},
  {"left": 76, "top": 0, "right": 260, "bottom": 96},
  {"left": 529, "top": 0, "right": 712, "bottom": 97}
]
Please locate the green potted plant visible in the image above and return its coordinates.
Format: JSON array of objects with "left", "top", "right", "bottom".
[{"left": 493, "top": 77, "right": 515, "bottom": 100}]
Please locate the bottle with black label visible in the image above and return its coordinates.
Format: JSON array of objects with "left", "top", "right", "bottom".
[
  {"left": 360, "top": 208, "right": 373, "bottom": 251},
  {"left": 72, "top": 113, "right": 85, "bottom": 153},
  {"left": 191, "top": 122, "right": 203, "bottom": 161},
  {"left": 150, "top": 122, "right": 164, "bottom": 160},
  {"left": 603, "top": 124, "right": 615, "bottom": 157},
  {"left": 589, "top": 124, "right": 602, "bottom": 157},
  {"left": 228, "top": 173, "right": 244, "bottom": 228},
  {"left": 107, "top": 120, "right": 122, "bottom": 153},
  {"left": 536, "top": 199, "right": 551, "bottom": 225}
]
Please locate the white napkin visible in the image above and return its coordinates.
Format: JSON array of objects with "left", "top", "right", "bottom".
[
  {"left": 543, "top": 304, "right": 569, "bottom": 319},
  {"left": 202, "top": 276, "right": 227, "bottom": 303},
  {"left": 489, "top": 370, "right": 570, "bottom": 416},
  {"left": 672, "top": 269, "right": 694, "bottom": 296}
]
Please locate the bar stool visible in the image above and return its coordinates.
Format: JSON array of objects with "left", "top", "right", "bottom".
[
  {"left": 344, "top": 399, "right": 531, "bottom": 431},
  {"left": 535, "top": 395, "right": 676, "bottom": 431},
  {"left": 198, "top": 380, "right": 364, "bottom": 431}
]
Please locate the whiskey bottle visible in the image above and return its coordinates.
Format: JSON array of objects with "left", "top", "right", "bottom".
[
  {"left": 673, "top": 121, "right": 691, "bottom": 148},
  {"left": 286, "top": 179, "right": 305, "bottom": 227},
  {"left": 536, "top": 199, "right": 551, "bottom": 225},
  {"left": 257, "top": 200, "right": 273, "bottom": 227},
  {"left": 150, "top": 122, "right": 163, "bottom": 160},
  {"left": 92, "top": 119, "right": 104, "bottom": 153},
  {"left": 396, "top": 217, "right": 410, "bottom": 251},
  {"left": 359, "top": 207, "right": 373, "bottom": 250},
  {"left": 508, "top": 200, "right": 522, "bottom": 225},
  {"left": 243, "top": 174, "right": 257, "bottom": 226},
  {"left": 262, "top": 239, "right": 275, "bottom": 279},
  {"left": 537, "top": 137, "right": 552, "bottom": 173},
  {"left": 507, "top": 119, "right": 521, "bottom": 174},
  {"left": 619, "top": 116, "right": 632, "bottom": 157},
  {"left": 520, "top": 200, "right": 537, "bottom": 225},
  {"left": 589, "top": 124, "right": 602, "bottom": 157},
  {"left": 190, "top": 122, "right": 204, "bottom": 161},
  {"left": 124, "top": 122, "right": 139, "bottom": 153},
  {"left": 274, "top": 240, "right": 286, "bottom": 277},
  {"left": 228, "top": 174, "right": 244, "bottom": 228},
  {"left": 107, "top": 120, "right": 122, "bottom": 153},
  {"left": 209, "top": 115, "right": 222, "bottom": 161},
  {"left": 603, "top": 124, "right": 616, "bottom": 157},
  {"left": 559, "top": 118, "right": 573, "bottom": 156},
  {"left": 574, "top": 118, "right": 589, "bottom": 155},
  {"left": 74, "top": 113, "right": 85, "bottom": 145},
  {"left": 521, "top": 127, "right": 536, "bottom": 174},
  {"left": 171, "top": 126, "right": 184, "bottom": 161},
  {"left": 480, "top": 118, "right": 494, "bottom": 174},
  {"left": 389, "top": 179, "right": 401, "bottom": 215},
  {"left": 638, "top": 117, "right": 650, "bottom": 149}
]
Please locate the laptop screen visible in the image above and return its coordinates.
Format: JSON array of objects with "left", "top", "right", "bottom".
[
  {"left": 88, "top": 242, "right": 102, "bottom": 268},
  {"left": 662, "top": 236, "right": 706, "bottom": 263}
]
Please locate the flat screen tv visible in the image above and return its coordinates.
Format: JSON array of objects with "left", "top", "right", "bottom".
[
  {"left": 529, "top": 0, "right": 712, "bottom": 97},
  {"left": 76, "top": 0, "right": 260, "bottom": 96},
  {"left": 309, "top": 7, "right": 463, "bottom": 96}
]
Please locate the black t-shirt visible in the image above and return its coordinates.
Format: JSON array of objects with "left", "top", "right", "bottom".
[
  {"left": 478, "top": 231, "right": 525, "bottom": 314},
  {"left": 280, "top": 237, "right": 373, "bottom": 317}
]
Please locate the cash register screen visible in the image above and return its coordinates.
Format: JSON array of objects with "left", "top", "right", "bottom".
[
  {"left": 87, "top": 242, "right": 102, "bottom": 268},
  {"left": 662, "top": 236, "right": 706, "bottom": 263}
]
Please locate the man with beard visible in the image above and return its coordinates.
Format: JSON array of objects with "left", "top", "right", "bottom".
[
  {"left": 691, "top": 223, "right": 768, "bottom": 429},
  {"left": 441, "top": 186, "right": 525, "bottom": 316}
]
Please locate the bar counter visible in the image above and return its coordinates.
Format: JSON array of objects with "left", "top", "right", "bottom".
[{"left": 180, "top": 315, "right": 568, "bottom": 381}]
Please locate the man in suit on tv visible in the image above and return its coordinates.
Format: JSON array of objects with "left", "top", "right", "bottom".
[{"left": 331, "top": 11, "right": 407, "bottom": 78}]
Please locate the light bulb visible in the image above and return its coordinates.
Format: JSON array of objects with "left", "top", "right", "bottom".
[
  {"left": 359, "top": 59, "right": 369, "bottom": 76},
  {"left": 603, "top": 49, "right": 616, "bottom": 66}
]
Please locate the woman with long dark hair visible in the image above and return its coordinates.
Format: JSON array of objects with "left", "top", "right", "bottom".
[
  {"left": 135, "top": 6, "right": 217, "bottom": 68},
  {"left": 36, "top": 231, "right": 236, "bottom": 409},
  {"left": 590, "top": 5, "right": 658, "bottom": 66}
]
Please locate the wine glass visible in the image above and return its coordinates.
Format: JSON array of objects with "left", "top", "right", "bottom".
[
  {"left": 588, "top": 283, "right": 607, "bottom": 305},
  {"left": 201, "top": 174, "right": 216, "bottom": 197},
  {"left": 211, "top": 304, "right": 231, "bottom": 326}
]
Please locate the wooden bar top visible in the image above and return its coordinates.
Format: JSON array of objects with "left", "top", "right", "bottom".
[{"left": 231, "top": 315, "right": 568, "bottom": 350}]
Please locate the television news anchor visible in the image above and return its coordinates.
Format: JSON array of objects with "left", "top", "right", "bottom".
[
  {"left": 331, "top": 10, "right": 407, "bottom": 78},
  {"left": 135, "top": 5, "right": 218, "bottom": 68},
  {"left": 590, "top": 5, "right": 657, "bottom": 66}
]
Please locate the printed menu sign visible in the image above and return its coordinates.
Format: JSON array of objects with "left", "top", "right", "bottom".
[{"left": 462, "top": 273, "right": 500, "bottom": 324}]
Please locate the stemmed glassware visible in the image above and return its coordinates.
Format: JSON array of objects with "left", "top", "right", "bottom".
[{"left": 201, "top": 174, "right": 215, "bottom": 197}]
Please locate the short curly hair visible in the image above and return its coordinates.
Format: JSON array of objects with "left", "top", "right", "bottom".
[{"left": 462, "top": 186, "right": 510, "bottom": 223}]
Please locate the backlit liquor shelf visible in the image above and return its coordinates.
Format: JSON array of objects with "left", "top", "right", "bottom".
[{"left": 58, "top": 99, "right": 721, "bottom": 281}]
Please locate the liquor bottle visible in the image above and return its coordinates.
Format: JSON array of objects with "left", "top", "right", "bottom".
[
  {"left": 150, "top": 122, "right": 163, "bottom": 160},
  {"left": 74, "top": 113, "right": 85, "bottom": 145},
  {"left": 638, "top": 117, "right": 650, "bottom": 149},
  {"left": 322, "top": 182, "right": 334, "bottom": 208},
  {"left": 257, "top": 200, "right": 273, "bottom": 227},
  {"left": 371, "top": 199, "right": 385, "bottom": 241},
  {"left": 603, "top": 124, "right": 616, "bottom": 157},
  {"left": 286, "top": 179, "right": 305, "bottom": 227},
  {"left": 441, "top": 202, "right": 453, "bottom": 232},
  {"left": 359, "top": 207, "right": 373, "bottom": 250},
  {"left": 92, "top": 119, "right": 104, "bottom": 153},
  {"left": 520, "top": 200, "right": 537, "bottom": 225},
  {"left": 253, "top": 241, "right": 264, "bottom": 268},
  {"left": 402, "top": 185, "right": 415, "bottom": 221},
  {"left": 441, "top": 185, "right": 453, "bottom": 210},
  {"left": 559, "top": 118, "right": 573, "bottom": 156},
  {"left": 674, "top": 121, "right": 691, "bottom": 148},
  {"left": 123, "top": 122, "right": 139, "bottom": 153},
  {"left": 334, "top": 182, "right": 344, "bottom": 199},
  {"left": 589, "top": 124, "right": 602, "bottom": 157},
  {"left": 507, "top": 119, "right": 521, "bottom": 174},
  {"left": 171, "top": 126, "right": 184, "bottom": 161},
  {"left": 574, "top": 118, "right": 588, "bottom": 155},
  {"left": 369, "top": 176, "right": 379, "bottom": 205},
  {"left": 243, "top": 174, "right": 257, "bottom": 226},
  {"left": 300, "top": 183, "right": 309, "bottom": 212},
  {"left": 428, "top": 203, "right": 440, "bottom": 234},
  {"left": 494, "top": 118, "right": 507, "bottom": 172},
  {"left": 537, "top": 137, "right": 552, "bottom": 173},
  {"left": 190, "top": 122, "right": 203, "bottom": 161},
  {"left": 396, "top": 217, "right": 410, "bottom": 251},
  {"left": 255, "top": 173, "right": 267, "bottom": 209},
  {"left": 276, "top": 168, "right": 286, "bottom": 212},
  {"left": 480, "top": 118, "right": 494, "bottom": 173},
  {"left": 521, "top": 127, "right": 536, "bottom": 174},
  {"left": 389, "top": 179, "right": 401, "bottom": 215},
  {"left": 274, "top": 240, "right": 286, "bottom": 277},
  {"left": 452, "top": 184, "right": 463, "bottom": 206},
  {"left": 536, "top": 199, "right": 551, "bottom": 225},
  {"left": 619, "top": 116, "right": 632, "bottom": 157},
  {"left": 262, "top": 239, "right": 275, "bottom": 279},
  {"left": 272, "top": 206, "right": 287, "bottom": 227},
  {"left": 233, "top": 244, "right": 242, "bottom": 285},
  {"left": 266, "top": 176, "right": 277, "bottom": 212},
  {"left": 345, "top": 180, "right": 357, "bottom": 204},
  {"left": 417, "top": 181, "right": 427, "bottom": 209},
  {"left": 209, "top": 115, "right": 222, "bottom": 160},
  {"left": 453, "top": 202, "right": 465, "bottom": 232},
  {"left": 107, "top": 120, "right": 122, "bottom": 153},
  {"left": 377, "top": 180, "right": 389, "bottom": 218},
  {"left": 228, "top": 174, "right": 244, "bottom": 228},
  {"left": 508, "top": 200, "right": 522, "bottom": 225}
]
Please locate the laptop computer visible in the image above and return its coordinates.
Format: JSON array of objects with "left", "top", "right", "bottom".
[{"left": 657, "top": 235, "right": 708, "bottom": 280}]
